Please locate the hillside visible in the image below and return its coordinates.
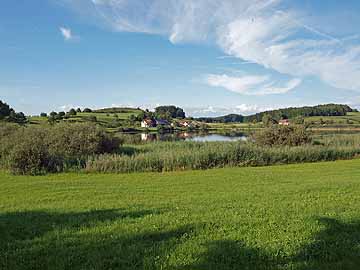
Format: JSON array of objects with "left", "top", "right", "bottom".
[
  {"left": 197, "top": 104, "right": 355, "bottom": 123},
  {"left": 29, "top": 107, "right": 144, "bottom": 130}
]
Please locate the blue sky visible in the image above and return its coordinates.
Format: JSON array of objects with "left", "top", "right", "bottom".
[{"left": 1, "top": 0, "right": 360, "bottom": 116}]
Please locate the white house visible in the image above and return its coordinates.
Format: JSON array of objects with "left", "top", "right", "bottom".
[
  {"left": 179, "top": 120, "right": 192, "bottom": 128},
  {"left": 278, "top": 119, "right": 290, "bottom": 126},
  {"left": 141, "top": 119, "right": 156, "bottom": 128}
]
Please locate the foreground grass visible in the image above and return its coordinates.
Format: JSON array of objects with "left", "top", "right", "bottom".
[{"left": 1, "top": 160, "right": 360, "bottom": 269}]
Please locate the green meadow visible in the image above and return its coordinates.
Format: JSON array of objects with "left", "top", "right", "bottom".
[
  {"left": 1, "top": 159, "right": 360, "bottom": 269},
  {"left": 30, "top": 110, "right": 141, "bottom": 122}
]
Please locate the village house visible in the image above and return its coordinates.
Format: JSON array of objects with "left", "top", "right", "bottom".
[
  {"left": 141, "top": 118, "right": 156, "bottom": 128},
  {"left": 278, "top": 119, "right": 290, "bottom": 126},
  {"left": 178, "top": 120, "right": 193, "bottom": 128}
]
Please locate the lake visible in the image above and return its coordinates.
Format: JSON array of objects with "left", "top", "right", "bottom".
[{"left": 119, "top": 132, "right": 249, "bottom": 143}]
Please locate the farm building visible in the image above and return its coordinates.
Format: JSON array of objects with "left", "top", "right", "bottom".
[
  {"left": 141, "top": 118, "right": 156, "bottom": 128},
  {"left": 179, "top": 120, "right": 193, "bottom": 128},
  {"left": 278, "top": 119, "right": 290, "bottom": 126}
]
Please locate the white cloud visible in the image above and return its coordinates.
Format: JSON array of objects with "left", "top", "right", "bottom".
[
  {"left": 59, "top": 104, "right": 81, "bottom": 111},
  {"left": 259, "top": 78, "right": 302, "bottom": 95},
  {"left": 219, "top": 13, "right": 360, "bottom": 91},
  {"left": 185, "top": 104, "right": 276, "bottom": 117},
  {"left": 64, "top": 0, "right": 360, "bottom": 91},
  {"left": 60, "top": 27, "right": 73, "bottom": 40},
  {"left": 204, "top": 73, "right": 301, "bottom": 95}
]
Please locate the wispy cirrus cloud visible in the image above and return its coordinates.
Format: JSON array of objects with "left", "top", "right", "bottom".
[
  {"left": 62, "top": 0, "right": 360, "bottom": 91},
  {"left": 204, "top": 73, "right": 301, "bottom": 95}
]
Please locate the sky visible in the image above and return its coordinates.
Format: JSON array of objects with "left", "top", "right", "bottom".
[{"left": 1, "top": 0, "right": 360, "bottom": 117}]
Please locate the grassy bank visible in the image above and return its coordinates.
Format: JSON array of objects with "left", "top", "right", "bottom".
[{"left": 1, "top": 159, "right": 360, "bottom": 269}]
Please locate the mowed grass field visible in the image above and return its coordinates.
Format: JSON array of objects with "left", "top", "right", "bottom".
[
  {"left": 1, "top": 160, "right": 360, "bottom": 269},
  {"left": 28, "top": 108, "right": 142, "bottom": 126},
  {"left": 305, "top": 112, "right": 360, "bottom": 125}
]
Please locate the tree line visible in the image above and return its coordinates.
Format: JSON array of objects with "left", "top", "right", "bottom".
[
  {"left": 0, "top": 100, "right": 27, "bottom": 124},
  {"left": 196, "top": 104, "right": 355, "bottom": 123}
]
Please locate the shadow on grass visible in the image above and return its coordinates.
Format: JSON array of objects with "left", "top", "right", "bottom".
[
  {"left": 0, "top": 209, "right": 156, "bottom": 243},
  {"left": 179, "top": 217, "right": 360, "bottom": 270},
  {"left": 294, "top": 217, "right": 360, "bottom": 270},
  {"left": 0, "top": 208, "right": 195, "bottom": 270},
  {"left": 1, "top": 214, "right": 360, "bottom": 270}
]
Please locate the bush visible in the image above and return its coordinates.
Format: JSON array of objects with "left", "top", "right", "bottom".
[
  {"left": 253, "top": 125, "right": 311, "bottom": 147},
  {"left": 0, "top": 123, "right": 121, "bottom": 175},
  {"left": 6, "top": 129, "right": 61, "bottom": 175},
  {"left": 48, "top": 123, "right": 120, "bottom": 159}
]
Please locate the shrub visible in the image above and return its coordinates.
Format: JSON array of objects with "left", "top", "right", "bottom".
[
  {"left": 1, "top": 123, "right": 121, "bottom": 175},
  {"left": 6, "top": 129, "right": 61, "bottom": 175},
  {"left": 48, "top": 123, "right": 120, "bottom": 158},
  {"left": 253, "top": 125, "right": 311, "bottom": 147}
]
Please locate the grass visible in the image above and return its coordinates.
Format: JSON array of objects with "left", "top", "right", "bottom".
[
  {"left": 86, "top": 140, "right": 360, "bottom": 173},
  {"left": 305, "top": 112, "right": 360, "bottom": 126},
  {"left": 28, "top": 108, "right": 143, "bottom": 127},
  {"left": 1, "top": 159, "right": 360, "bottom": 269}
]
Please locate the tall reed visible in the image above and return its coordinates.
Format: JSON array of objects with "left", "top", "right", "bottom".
[{"left": 86, "top": 141, "right": 360, "bottom": 173}]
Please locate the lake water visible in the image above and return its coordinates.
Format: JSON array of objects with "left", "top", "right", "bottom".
[
  {"left": 187, "top": 134, "right": 248, "bottom": 142},
  {"left": 120, "top": 132, "right": 249, "bottom": 143}
]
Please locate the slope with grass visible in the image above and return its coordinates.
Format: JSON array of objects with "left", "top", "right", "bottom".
[
  {"left": 305, "top": 112, "right": 360, "bottom": 129},
  {"left": 28, "top": 108, "right": 143, "bottom": 128},
  {"left": 1, "top": 159, "right": 360, "bottom": 269}
]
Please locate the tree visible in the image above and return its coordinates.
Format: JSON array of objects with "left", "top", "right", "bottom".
[
  {"left": 68, "top": 108, "right": 77, "bottom": 116},
  {"left": 0, "top": 100, "right": 11, "bottom": 120},
  {"left": 40, "top": 113, "right": 47, "bottom": 117},
  {"left": 8, "top": 111, "right": 27, "bottom": 124},
  {"left": 76, "top": 108, "right": 82, "bottom": 113},
  {"left": 83, "top": 108, "right": 92, "bottom": 113},
  {"left": 136, "top": 111, "right": 145, "bottom": 121},
  {"left": 155, "top": 106, "right": 186, "bottom": 119},
  {"left": 50, "top": 111, "right": 57, "bottom": 117}
]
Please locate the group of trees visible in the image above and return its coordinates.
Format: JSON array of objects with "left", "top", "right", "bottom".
[
  {"left": 196, "top": 104, "right": 354, "bottom": 124},
  {"left": 46, "top": 108, "right": 84, "bottom": 123},
  {"left": 0, "top": 100, "right": 27, "bottom": 124},
  {"left": 245, "top": 104, "right": 354, "bottom": 123},
  {"left": 197, "top": 114, "right": 244, "bottom": 123},
  {"left": 154, "top": 106, "right": 186, "bottom": 120}
]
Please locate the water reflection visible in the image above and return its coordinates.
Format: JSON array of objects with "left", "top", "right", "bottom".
[
  {"left": 188, "top": 134, "right": 248, "bottom": 142},
  {"left": 119, "top": 131, "right": 248, "bottom": 143}
]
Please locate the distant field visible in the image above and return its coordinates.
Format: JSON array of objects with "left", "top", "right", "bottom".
[
  {"left": 305, "top": 112, "right": 360, "bottom": 125},
  {"left": 28, "top": 108, "right": 143, "bottom": 126},
  {"left": 1, "top": 159, "right": 360, "bottom": 269}
]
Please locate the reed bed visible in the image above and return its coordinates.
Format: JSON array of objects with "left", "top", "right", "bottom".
[{"left": 86, "top": 140, "right": 360, "bottom": 173}]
